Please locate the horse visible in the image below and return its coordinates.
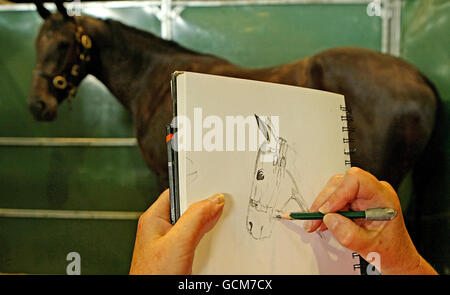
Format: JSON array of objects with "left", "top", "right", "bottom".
[
  {"left": 247, "top": 115, "right": 309, "bottom": 240},
  {"left": 28, "top": 2, "right": 439, "bottom": 193}
]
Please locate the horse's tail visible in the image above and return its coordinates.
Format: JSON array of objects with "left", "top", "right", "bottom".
[
  {"left": 416, "top": 73, "right": 444, "bottom": 170},
  {"left": 410, "top": 73, "right": 445, "bottom": 253}
]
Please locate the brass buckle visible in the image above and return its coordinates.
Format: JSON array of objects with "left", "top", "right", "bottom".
[
  {"left": 79, "top": 54, "right": 91, "bottom": 62},
  {"left": 53, "top": 75, "right": 67, "bottom": 89},
  {"left": 81, "top": 35, "right": 92, "bottom": 49},
  {"left": 71, "top": 64, "right": 80, "bottom": 76},
  {"left": 68, "top": 86, "right": 77, "bottom": 98},
  {"left": 75, "top": 26, "right": 83, "bottom": 42}
]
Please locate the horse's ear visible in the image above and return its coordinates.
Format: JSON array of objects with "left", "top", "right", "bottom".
[
  {"left": 34, "top": 1, "right": 51, "bottom": 19},
  {"left": 255, "top": 114, "right": 271, "bottom": 142},
  {"left": 55, "top": 0, "right": 74, "bottom": 21}
]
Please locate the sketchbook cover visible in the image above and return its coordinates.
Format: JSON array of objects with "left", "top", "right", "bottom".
[{"left": 171, "top": 71, "right": 359, "bottom": 275}]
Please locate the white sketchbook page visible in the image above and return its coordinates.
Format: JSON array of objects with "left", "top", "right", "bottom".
[{"left": 176, "top": 72, "right": 359, "bottom": 274}]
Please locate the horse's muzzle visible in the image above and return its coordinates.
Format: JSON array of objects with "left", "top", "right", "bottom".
[{"left": 29, "top": 99, "right": 57, "bottom": 121}]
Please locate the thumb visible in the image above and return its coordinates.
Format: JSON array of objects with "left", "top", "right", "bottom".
[
  {"left": 323, "top": 213, "right": 371, "bottom": 252},
  {"left": 166, "top": 194, "right": 225, "bottom": 250}
]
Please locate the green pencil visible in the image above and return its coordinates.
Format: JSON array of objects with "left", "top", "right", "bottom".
[{"left": 275, "top": 208, "right": 397, "bottom": 221}]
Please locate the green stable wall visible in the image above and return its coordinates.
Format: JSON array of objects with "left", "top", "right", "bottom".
[{"left": 0, "top": 1, "right": 448, "bottom": 274}]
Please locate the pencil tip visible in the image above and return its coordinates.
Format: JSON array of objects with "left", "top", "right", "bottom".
[{"left": 274, "top": 215, "right": 281, "bottom": 219}]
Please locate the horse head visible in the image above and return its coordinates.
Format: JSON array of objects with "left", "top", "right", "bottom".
[
  {"left": 246, "top": 115, "right": 288, "bottom": 239},
  {"left": 29, "top": 1, "right": 92, "bottom": 121},
  {"left": 246, "top": 114, "right": 310, "bottom": 240}
]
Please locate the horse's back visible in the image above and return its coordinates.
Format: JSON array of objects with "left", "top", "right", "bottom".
[{"left": 306, "top": 47, "right": 438, "bottom": 187}]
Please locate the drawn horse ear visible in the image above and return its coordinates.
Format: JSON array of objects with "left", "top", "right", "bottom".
[
  {"left": 34, "top": 1, "right": 51, "bottom": 19},
  {"left": 255, "top": 114, "right": 279, "bottom": 143},
  {"left": 255, "top": 114, "right": 270, "bottom": 142}
]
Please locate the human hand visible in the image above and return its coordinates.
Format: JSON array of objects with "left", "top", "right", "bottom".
[
  {"left": 129, "top": 189, "right": 225, "bottom": 275},
  {"left": 305, "top": 167, "right": 437, "bottom": 275}
]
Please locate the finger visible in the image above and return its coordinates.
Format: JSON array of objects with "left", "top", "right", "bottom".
[
  {"left": 145, "top": 189, "right": 171, "bottom": 222},
  {"left": 310, "top": 174, "right": 345, "bottom": 211},
  {"left": 318, "top": 167, "right": 383, "bottom": 214},
  {"left": 323, "top": 213, "right": 371, "bottom": 252},
  {"left": 166, "top": 194, "right": 225, "bottom": 250},
  {"left": 317, "top": 222, "right": 328, "bottom": 232},
  {"left": 305, "top": 174, "right": 344, "bottom": 233},
  {"left": 136, "top": 189, "right": 173, "bottom": 241},
  {"left": 316, "top": 204, "right": 350, "bottom": 232}
]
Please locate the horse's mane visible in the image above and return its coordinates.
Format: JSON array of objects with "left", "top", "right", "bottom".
[{"left": 103, "top": 18, "right": 206, "bottom": 56}]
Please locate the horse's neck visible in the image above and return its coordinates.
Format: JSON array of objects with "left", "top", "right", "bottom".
[
  {"left": 80, "top": 16, "right": 202, "bottom": 110},
  {"left": 79, "top": 17, "right": 308, "bottom": 114}
]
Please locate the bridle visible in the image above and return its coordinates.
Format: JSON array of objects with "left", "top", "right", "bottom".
[{"left": 37, "top": 19, "right": 92, "bottom": 103}]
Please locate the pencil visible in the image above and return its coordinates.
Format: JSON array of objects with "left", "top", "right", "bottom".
[
  {"left": 166, "top": 124, "right": 176, "bottom": 224},
  {"left": 275, "top": 208, "right": 397, "bottom": 221}
]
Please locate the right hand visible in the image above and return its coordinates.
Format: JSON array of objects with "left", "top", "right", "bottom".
[{"left": 305, "top": 167, "right": 437, "bottom": 275}]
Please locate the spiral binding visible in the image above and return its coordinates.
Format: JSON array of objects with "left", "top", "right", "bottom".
[
  {"left": 342, "top": 106, "right": 361, "bottom": 273},
  {"left": 340, "top": 104, "right": 354, "bottom": 167},
  {"left": 352, "top": 252, "right": 361, "bottom": 272}
]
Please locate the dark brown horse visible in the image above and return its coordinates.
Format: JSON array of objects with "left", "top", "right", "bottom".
[{"left": 29, "top": 3, "right": 439, "bottom": 192}]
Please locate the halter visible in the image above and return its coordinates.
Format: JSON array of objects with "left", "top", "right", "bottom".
[{"left": 38, "top": 20, "right": 92, "bottom": 103}]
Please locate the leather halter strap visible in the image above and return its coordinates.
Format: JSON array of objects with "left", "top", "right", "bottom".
[{"left": 38, "top": 19, "right": 92, "bottom": 103}]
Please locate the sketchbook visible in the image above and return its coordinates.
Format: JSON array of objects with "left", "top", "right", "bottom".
[{"left": 168, "top": 71, "right": 361, "bottom": 275}]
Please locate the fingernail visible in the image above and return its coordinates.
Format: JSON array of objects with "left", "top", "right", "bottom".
[
  {"left": 209, "top": 193, "right": 225, "bottom": 205},
  {"left": 304, "top": 220, "right": 312, "bottom": 233},
  {"left": 318, "top": 202, "right": 330, "bottom": 214}
]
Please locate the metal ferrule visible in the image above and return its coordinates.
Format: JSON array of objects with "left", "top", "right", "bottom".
[{"left": 365, "top": 208, "right": 397, "bottom": 221}]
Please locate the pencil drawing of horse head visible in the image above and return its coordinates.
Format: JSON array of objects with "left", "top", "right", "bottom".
[{"left": 246, "top": 115, "right": 309, "bottom": 240}]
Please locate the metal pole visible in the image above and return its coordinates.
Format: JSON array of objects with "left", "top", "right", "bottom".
[
  {"left": 380, "top": 0, "right": 390, "bottom": 54},
  {"left": 380, "top": 0, "right": 401, "bottom": 56},
  {"left": 0, "top": 208, "right": 141, "bottom": 220},
  {"left": 389, "top": 0, "right": 402, "bottom": 56},
  {"left": 0, "top": 137, "right": 137, "bottom": 147},
  {"left": 160, "top": 0, "right": 172, "bottom": 39}
]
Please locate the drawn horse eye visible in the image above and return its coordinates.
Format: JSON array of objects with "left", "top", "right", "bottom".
[
  {"left": 256, "top": 169, "right": 264, "bottom": 180},
  {"left": 280, "top": 156, "right": 286, "bottom": 167}
]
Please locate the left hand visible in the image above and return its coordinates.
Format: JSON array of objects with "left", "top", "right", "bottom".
[{"left": 129, "top": 189, "right": 225, "bottom": 275}]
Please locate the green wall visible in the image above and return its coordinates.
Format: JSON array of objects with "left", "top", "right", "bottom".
[
  {"left": 0, "top": 1, "right": 448, "bottom": 274},
  {"left": 173, "top": 4, "right": 381, "bottom": 67},
  {"left": 0, "top": 6, "right": 161, "bottom": 275}
]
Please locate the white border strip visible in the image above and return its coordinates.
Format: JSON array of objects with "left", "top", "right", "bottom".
[
  {"left": 0, "top": 208, "right": 142, "bottom": 220},
  {"left": 0, "top": 137, "right": 137, "bottom": 147},
  {"left": 175, "top": 0, "right": 373, "bottom": 5},
  {"left": 0, "top": 2, "right": 160, "bottom": 11},
  {"left": 0, "top": 0, "right": 373, "bottom": 11}
]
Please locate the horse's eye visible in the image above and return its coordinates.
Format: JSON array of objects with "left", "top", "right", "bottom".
[
  {"left": 256, "top": 169, "right": 264, "bottom": 180},
  {"left": 58, "top": 41, "right": 70, "bottom": 51}
]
